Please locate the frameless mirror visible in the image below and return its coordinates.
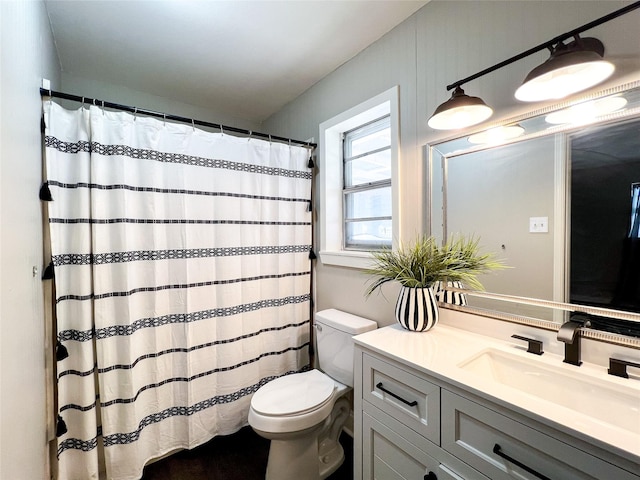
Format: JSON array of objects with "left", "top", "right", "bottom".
[{"left": 429, "top": 81, "right": 640, "bottom": 339}]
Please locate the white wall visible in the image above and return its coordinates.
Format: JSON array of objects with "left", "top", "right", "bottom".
[
  {"left": 263, "top": 0, "right": 640, "bottom": 327},
  {"left": 61, "top": 72, "right": 263, "bottom": 133},
  {"left": 0, "top": 1, "right": 61, "bottom": 478}
]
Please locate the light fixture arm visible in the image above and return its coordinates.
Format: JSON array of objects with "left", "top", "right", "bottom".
[{"left": 446, "top": 0, "right": 640, "bottom": 92}]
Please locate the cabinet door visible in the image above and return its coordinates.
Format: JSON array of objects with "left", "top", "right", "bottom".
[
  {"left": 362, "top": 404, "right": 489, "bottom": 480},
  {"left": 441, "top": 390, "right": 639, "bottom": 480},
  {"left": 363, "top": 410, "right": 438, "bottom": 480}
]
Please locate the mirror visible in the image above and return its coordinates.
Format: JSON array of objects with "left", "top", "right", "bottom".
[{"left": 429, "top": 81, "right": 640, "bottom": 338}]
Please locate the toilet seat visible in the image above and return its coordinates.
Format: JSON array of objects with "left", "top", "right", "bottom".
[
  {"left": 248, "top": 370, "right": 340, "bottom": 433},
  {"left": 251, "top": 370, "right": 335, "bottom": 417}
]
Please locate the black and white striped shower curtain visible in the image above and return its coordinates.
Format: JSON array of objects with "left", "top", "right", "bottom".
[{"left": 43, "top": 102, "right": 312, "bottom": 480}]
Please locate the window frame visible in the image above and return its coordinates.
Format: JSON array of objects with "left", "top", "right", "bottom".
[
  {"left": 318, "top": 86, "right": 400, "bottom": 269},
  {"left": 342, "top": 115, "right": 392, "bottom": 250}
]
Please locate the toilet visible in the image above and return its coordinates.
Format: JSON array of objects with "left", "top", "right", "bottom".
[{"left": 248, "top": 309, "right": 377, "bottom": 480}]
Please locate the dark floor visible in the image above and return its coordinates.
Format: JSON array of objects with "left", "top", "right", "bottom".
[{"left": 141, "top": 426, "right": 354, "bottom": 480}]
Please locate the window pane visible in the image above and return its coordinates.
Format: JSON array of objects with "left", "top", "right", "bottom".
[
  {"left": 342, "top": 114, "right": 392, "bottom": 252},
  {"left": 345, "top": 186, "right": 392, "bottom": 219},
  {"left": 346, "top": 219, "right": 392, "bottom": 248},
  {"left": 345, "top": 149, "right": 391, "bottom": 187},
  {"left": 346, "top": 117, "right": 391, "bottom": 158}
]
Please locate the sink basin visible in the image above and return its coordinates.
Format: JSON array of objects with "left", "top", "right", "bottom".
[{"left": 458, "top": 348, "right": 640, "bottom": 434}]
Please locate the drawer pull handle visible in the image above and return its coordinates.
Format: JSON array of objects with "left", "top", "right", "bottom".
[
  {"left": 493, "top": 444, "right": 551, "bottom": 480},
  {"left": 375, "top": 382, "right": 418, "bottom": 407}
]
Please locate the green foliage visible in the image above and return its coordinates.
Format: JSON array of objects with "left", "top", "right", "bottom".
[{"left": 364, "top": 235, "right": 506, "bottom": 296}]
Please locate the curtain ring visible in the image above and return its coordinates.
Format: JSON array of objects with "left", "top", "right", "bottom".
[
  {"left": 248, "top": 130, "right": 252, "bottom": 142},
  {"left": 220, "top": 124, "right": 224, "bottom": 136},
  {"left": 101, "top": 100, "right": 105, "bottom": 115},
  {"left": 269, "top": 134, "right": 272, "bottom": 144},
  {"left": 48, "top": 89, "right": 52, "bottom": 105},
  {"left": 192, "top": 119, "right": 195, "bottom": 132},
  {"left": 134, "top": 107, "right": 137, "bottom": 121},
  {"left": 81, "top": 96, "right": 85, "bottom": 109},
  {"left": 163, "top": 113, "right": 166, "bottom": 126}
]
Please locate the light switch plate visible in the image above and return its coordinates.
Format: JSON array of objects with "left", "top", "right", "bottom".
[{"left": 529, "top": 216, "right": 548, "bottom": 233}]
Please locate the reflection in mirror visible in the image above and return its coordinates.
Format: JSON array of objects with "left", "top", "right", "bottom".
[
  {"left": 430, "top": 81, "right": 640, "bottom": 339},
  {"left": 570, "top": 118, "right": 640, "bottom": 315},
  {"left": 446, "top": 136, "right": 557, "bottom": 301}
]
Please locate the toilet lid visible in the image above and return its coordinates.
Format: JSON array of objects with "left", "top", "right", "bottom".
[{"left": 251, "top": 370, "right": 335, "bottom": 416}]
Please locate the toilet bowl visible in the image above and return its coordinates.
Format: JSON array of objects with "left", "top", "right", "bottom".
[
  {"left": 248, "top": 309, "right": 377, "bottom": 480},
  {"left": 249, "top": 369, "right": 349, "bottom": 480}
]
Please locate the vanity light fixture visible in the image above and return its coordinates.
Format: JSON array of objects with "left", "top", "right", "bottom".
[
  {"left": 427, "top": 86, "right": 493, "bottom": 130},
  {"left": 467, "top": 125, "right": 525, "bottom": 145},
  {"left": 544, "top": 95, "right": 628, "bottom": 125},
  {"left": 428, "top": 1, "right": 640, "bottom": 131},
  {"left": 515, "top": 36, "right": 614, "bottom": 102}
]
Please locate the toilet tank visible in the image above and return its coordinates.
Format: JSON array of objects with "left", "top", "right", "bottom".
[{"left": 315, "top": 309, "right": 377, "bottom": 387}]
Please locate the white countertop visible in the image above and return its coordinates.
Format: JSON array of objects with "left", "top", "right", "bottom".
[{"left": 354, "top": 323, "right": 640, "bottom": 464}]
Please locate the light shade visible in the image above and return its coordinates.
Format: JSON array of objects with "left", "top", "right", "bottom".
[
  {"left": 428, "top": 86, "right": 493, "bottom": 130},
  {"left": 515, "top": 37, "right": 614, "bottom": 102}
]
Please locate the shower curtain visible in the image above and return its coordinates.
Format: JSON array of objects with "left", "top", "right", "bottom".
[{"left": 43, "top": 102, "right": 312, "bottom": 480}]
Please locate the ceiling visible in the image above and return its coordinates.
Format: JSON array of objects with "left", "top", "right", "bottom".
[{"left": 44, "top": 0, "right": 428, "bottom": 124}]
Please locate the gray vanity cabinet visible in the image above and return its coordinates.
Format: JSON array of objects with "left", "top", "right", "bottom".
[
  {"left": 356, "top": 348, "right": 489, "bottom": 480},
  {"left": 354, "top": 346, "right": 640, "bottom": 480}
]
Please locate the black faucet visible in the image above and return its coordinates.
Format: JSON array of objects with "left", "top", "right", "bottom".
[
  {"left": 608, "top": 358, "right": 640, "bottom": 378},
  {"left": 557, "top": 321, "right": 585, "bottom": 366},
  {"left": 511, "top": 334, "right": 544, "bottom": 355}
]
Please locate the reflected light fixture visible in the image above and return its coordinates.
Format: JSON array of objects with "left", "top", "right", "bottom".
[
  {"left": 544, "top": 95, "right": 628, "bottom": 125},
  {"left": 467, "top": 125, "right": 525, "bottom": 145},
  {"left": 428, "top": 1, "right": 640, "bottom": 131},
  {"left": 515, "top": 36, "right": 615, "bottom": 102},
  {"left": 427, "top": 86, "right": 493, "bottom": 130}
]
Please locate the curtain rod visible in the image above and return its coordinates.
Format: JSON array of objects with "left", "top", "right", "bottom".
[
  {"left": 39, "top": 88, "right": 317, "bottom": 149},
  {"left": 446, "top": 0, "right": 640, "bottom": 91}
]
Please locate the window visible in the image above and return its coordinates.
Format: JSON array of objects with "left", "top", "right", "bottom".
[
  {"left": 343, "top": 116, "right": 392, "bottom": 249},
  {"left": 318, "top": 86, "right": 399, "bottom": 269}
]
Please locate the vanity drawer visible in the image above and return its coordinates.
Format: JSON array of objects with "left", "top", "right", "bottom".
[
  {"left": 441, "top": 390, "right": 639, "bottom": 480},
  {"left": 362, "top": 353, "right": 440, "bottom": 445}
]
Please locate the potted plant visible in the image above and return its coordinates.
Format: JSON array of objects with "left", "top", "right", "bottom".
[{"left": 364, "top": 235, "right": 505, "bottom": 332}]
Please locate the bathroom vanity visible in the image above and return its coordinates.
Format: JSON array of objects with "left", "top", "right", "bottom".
[{"left": 353, "top": 315, "right": 640, "bottom": 480}]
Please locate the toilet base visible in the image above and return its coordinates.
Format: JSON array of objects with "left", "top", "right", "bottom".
[
  {"left": 317, "top": 396, "right": 349, "bottom": 479},
  {"left": 262, "top": 424, "right": 324, "bottom": 480},
  {"left": 252, "top": 396, "right": 351, "bottom": 480},
  {"left": 318, "top": 437, "right": 344, "bottom": 479}
]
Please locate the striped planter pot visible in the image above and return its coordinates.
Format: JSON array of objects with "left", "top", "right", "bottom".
[
  {"left": 433, "top": 281, "right": 468, "bottom": 306},
  {"left": 395, "top": 286, "right": 439, "bottom": 332}
]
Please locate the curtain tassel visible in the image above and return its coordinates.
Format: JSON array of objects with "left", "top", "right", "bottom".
[
  {"left": 309, "top": 248, "right": 317, "bottom": 260},
  {"left": 56, "top": 415, "right": 68, "bottom": 437},
  {"left": 42, "top": 261, "right": 54, "bottom": 280},
  {"left": 307, "top": 157, "right": 315, "bottom": 169},
  {"left": 39, "top": 182, "right": 53, "bottom": 201},
  {"left": 56, "top": 341, "right": 69, "bottom": 361}
]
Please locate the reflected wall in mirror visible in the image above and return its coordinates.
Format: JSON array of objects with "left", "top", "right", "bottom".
[
  {"left": 430, "top": 81, "right": 640, "bottom": 338},
  {"left": 446, "top": 136, "right": 557, "bottom": 300}
]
